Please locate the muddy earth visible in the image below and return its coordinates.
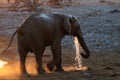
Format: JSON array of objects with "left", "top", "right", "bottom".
[{"left": 0, "top": 0, "right": 120, "bottom": 80}]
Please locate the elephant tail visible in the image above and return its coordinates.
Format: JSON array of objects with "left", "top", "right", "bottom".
[{"left": 1, "top": 30, "right": 18, "bottom": 54}]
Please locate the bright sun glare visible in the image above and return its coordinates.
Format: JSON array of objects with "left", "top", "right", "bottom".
[{"left": 0, "top": 60, "right": 8, "bottom": 68}]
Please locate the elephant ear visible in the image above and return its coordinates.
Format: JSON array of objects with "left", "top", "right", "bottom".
[
  {"left": 63, "top": 16, "right": 72, "bottom": 34},
  {"left": 63, "top": 15, "right": 76, "bottom": 34}
]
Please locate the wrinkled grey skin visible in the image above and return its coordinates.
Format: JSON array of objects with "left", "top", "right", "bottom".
[{"left": 3, "top": 13, "right": 90, "bottom": 76}]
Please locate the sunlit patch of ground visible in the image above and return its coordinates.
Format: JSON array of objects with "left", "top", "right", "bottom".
[{"left": 0, "top": 60, "right": 8, "bottom": 68}]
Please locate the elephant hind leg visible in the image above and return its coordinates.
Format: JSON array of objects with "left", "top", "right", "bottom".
[{"left": 18, "top": 44, "right": 28, "bottom": 76}]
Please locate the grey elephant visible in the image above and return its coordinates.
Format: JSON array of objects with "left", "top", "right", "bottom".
[{"left": 3, "top": 13, "right": 90, "bottom": 76}]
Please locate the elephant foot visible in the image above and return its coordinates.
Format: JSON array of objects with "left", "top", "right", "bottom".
[
  {"left": 19, "top": 69, "right": 30, "bottom": 77},
  {"left": 47, "top": 61, "right": 64, "bottom": 72},
  {"left": 47, "top": 61, "right": 55, "bottom": 71},
  {"left": 37, "top": 68, "right": 45, "bottom": 74},
  {"left": 19, "top": 73, "right": 31, "bottom": 78},
  {"left": 55, "top": 68, "right": 65, "bottom": 72}
]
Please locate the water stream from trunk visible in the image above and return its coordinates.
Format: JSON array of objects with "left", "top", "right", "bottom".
[{"left": 74, "top": 37, "right": 82, "bottom": 70}]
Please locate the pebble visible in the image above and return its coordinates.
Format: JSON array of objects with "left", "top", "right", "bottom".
[{"left": 84, "top": 72, "right": 91, "bottom": 78}]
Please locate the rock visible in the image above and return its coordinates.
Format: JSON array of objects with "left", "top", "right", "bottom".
[
  {"left": 109, "top": 9, "right": 120, "bottom": 13},
  {"left": 84, "top": 72, "right": 91, "bottom": 78}
]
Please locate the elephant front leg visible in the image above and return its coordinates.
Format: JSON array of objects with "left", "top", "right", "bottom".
[{"left": 49, "top": 43, "right": 64, "bottom": 72}]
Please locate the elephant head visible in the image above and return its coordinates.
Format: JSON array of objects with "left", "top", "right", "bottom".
[{"left": 63, "top": 15, "right": 90, "bottom": 58}]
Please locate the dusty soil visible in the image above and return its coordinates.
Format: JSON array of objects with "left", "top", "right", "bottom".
[{"left": 0, "top": 0, "right": 120, "bottom": 80}]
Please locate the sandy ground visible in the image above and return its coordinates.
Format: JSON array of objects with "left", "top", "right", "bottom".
[{"left": 0, "top": 0, "right": 120, "bottom": 80}]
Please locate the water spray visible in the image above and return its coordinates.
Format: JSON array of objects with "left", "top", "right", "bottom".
[{"left": 74, "top": 37, "right": 82, "bottom": 70}]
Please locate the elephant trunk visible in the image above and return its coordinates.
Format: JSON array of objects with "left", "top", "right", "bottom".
[{"left": 77, "top": 34, "right": 90, "bottom": 58}]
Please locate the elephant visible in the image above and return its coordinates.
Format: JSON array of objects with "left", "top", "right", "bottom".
[{"left": 3, "top": 13, "right": 90, "bottom": 76}]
